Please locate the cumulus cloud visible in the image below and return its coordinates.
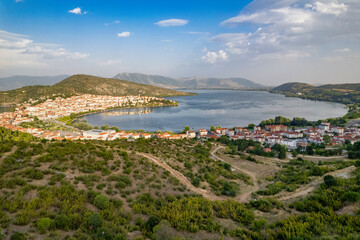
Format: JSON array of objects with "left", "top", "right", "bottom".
[
  {"left": 202, "top": 50, "right": 228, "bottom": 64},
  {"left": 308, "top": 1, "right": 348, "bottom": 16},
  {"left": 155, "top": 19, "right": 189, "bottom": 27},
  {"left": 117, "top": 32, "right": 130, "bottom": 38},
  {"left": 68, "top": 7, "right": 85, "bottom": 15},
  {"left": 0, "top": 29, "right": 89, "bottom": 61},
  {"left": 210, "top": 0, "right": 359, "bottom": 62}
]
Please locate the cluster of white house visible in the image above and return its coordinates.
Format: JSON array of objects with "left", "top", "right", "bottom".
[{"left": 20, "top": 94, "right": 172, "bottom": 120}]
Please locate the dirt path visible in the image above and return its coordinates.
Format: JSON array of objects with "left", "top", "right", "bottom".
[
  {"left": 210, "top": 145, "right": 259, "bottom": 202},
  {"left": 134, "top": 152, "right": 225, "bottom": 201},
  {"left": 278, "top": 165, "right": 355, "bottom": 201}
]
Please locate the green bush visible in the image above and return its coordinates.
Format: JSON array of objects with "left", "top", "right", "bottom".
[
  {"left": 10, "top": 232, "right": 26, "bottom": 240},
  {"left": 87, "top": 213, "right": 103, "bottom": 231},
  {"left": 37, "top": 217, "right": 51, "bottom": 234},
  {"left": 54, "top": 214, "right": 70, "bottom": 230},
  {"left": 94, "top": 194, "right": 110, "bottom": 210}
]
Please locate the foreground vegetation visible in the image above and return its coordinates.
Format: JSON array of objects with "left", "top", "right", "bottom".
[{"left": 0, "top": 127, "right": 360, "bottom": 239}]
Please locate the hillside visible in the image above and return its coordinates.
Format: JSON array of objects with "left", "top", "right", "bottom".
[
  {"left": 1, "top": 127, "right": 359, "bottom": 239},
  {"left": 0, "top": 75, "right": 69, "bottom": 91},
  {"left": 114, "top": 72, "right": 265, "bottom": 89},
  {"left": 271, "top": 82, "right": 360, "bottom": 104},
  {"left": 0, "top": 74, "right": 194, "bottom": 105}
]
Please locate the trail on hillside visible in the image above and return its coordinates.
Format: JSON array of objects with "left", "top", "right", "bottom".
[
  {"left": 210, "top": 145, "right": 259, "bottom": 202},
  {"left": 134, "top": 152, "right": 225, "bottom": 201},
  {"left": 278, "top": 165, "right": 355, "bottom": 201}
]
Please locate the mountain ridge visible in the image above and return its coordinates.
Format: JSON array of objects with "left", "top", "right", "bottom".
[
  {"left": 271, "top": 82, "right": 360, "bottom": 104},
  {"left": 0, "top": 75, "right": 69, "bottom": 91},
  {"left": 113, "top": 72, "right": 265, "bottom": 89}
]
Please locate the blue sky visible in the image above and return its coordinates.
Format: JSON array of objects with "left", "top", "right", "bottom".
[{"left": 0, "top": 0, "right": 359, "bottom": 85}]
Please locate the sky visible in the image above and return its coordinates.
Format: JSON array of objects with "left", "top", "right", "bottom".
[{"left": 0, "top": 0, "right": 359, "bottom": 85}]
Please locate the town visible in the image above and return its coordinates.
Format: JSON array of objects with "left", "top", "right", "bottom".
[{"left": 0, "top": 94, "right": 359, "bottom": 149}]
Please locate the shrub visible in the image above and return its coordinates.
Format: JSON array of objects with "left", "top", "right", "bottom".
[
  {"left": 10, "top": 232, "right": 26, "bottom": 240},
  {"left": 87, "top": 213, "right": 103, "bottom": 231},
  {"left": 94, "top": 194, "right": 110, "bottom": 210},
  {"left": 54, "top": 214, "right": 70, "bottom": 230},
  {"left": 37, "top": 217, "right": 51, "bottom": 234}
]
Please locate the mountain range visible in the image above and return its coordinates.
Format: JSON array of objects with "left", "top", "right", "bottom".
[
  {"left": 0, "top": 75, "right": 69, "bottom": 91},
  {"left": 113, "top": 73, "right": 265, "bottom": 89}
]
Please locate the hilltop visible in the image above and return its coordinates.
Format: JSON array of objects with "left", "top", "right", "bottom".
[
  {"left": 114, "top": 72, "right": 265, "bottom": 89},
  {"left": 0, "top": 74, "right": 194, "bottom": 105},
  {"left": 271, "top": 82, "right": 360, "bottom": 104},
  {"left": 0, "top": 75, "right": 69, "bottom": 91}
]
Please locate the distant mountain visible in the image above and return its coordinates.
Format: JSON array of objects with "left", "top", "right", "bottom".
[
  {"left": 0, "top": 75, "right": 69, "bottom": 91},
  {"left": 271, "top": 82, "right": 360, "bottom": 104},
  {"left": 114, "top": 73, "right": 265, "bottom": 89},
  {"left": 0, "top": 74, "right": 194, "bottom": 105}
]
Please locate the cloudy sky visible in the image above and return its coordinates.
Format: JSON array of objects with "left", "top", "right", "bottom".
[{"left": 0, "top": 0, "right": 359, "bottom": 85}]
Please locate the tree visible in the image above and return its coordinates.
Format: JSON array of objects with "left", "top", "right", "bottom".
[
  {"left": 324, "top": 175, "right": 336, "bottom": 187},
  {"left": 247, "top": 124, "right": 255, "bottom": 130},
  {"left": 94, "top": 194, "right": 110, "bottom": 210},
  {"left": 70, "top": 113, "right": 76, "bottom": 119},
  {"left": 210, "top": 126, "right": 215, "bottom": 131},
  {"left": 182, "top": 126, "right": 190, "bottom": 133},
  {"left": 278, "top": 147, "right": 287, "bottom": 159},
  {"left": 323, "top": 135, "right": 331, "bottom": 144}
]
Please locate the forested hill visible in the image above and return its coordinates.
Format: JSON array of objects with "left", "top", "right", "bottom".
[
  {"left": 271, "top": 82, "right": 360, "bottom": 104},
  {"left": 0, "top": 74, "right": 194, "bottom": 105}
]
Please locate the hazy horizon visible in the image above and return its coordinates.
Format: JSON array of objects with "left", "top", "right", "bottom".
[{"left": 1, "top": 0, "right": 359, "bottom": 85}]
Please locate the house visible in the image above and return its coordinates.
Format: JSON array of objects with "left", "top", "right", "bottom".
[
  {"left": 215, "top": 128, "right": 228, "bottom": 135},
  {"left": 283, "top": 131, "right": 303, "bottom": 139},
  {"left": 198, "top": 129, "right": 208, "bottom": 136},
  {"left": 187, "top": 130, "right": 196, "bottom": 138},
  {"left": 319, "top": 122, "right": 330, "bottom": 132}
]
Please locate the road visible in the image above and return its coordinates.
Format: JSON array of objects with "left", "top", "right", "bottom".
[{"left": 210, "top": 145, "right": 260, "bottom": 202}]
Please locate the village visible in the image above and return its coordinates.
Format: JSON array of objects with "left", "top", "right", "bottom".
[{"left": 0, "top": 94, "right": 359, "bottom": 149}]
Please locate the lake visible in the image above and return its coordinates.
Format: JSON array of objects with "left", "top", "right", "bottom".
[{"left": 82, "top": 90, "right": 347, "bottom": 132}]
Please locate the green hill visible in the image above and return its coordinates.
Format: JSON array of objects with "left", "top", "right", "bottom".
[
  {"left": 0, "top": 74, "right": 194, "bottom": 105},
  {"left": 271, "top": 82, "right": 360, "bottom": 104}
]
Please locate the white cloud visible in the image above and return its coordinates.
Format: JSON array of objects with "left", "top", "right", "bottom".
[
  {"left": 184, "top": 31, "right": 210, "bottom": 35},
  {"left": 117, "top": 32, "right": 130, "bottom": 38},
  {"left": 114, "top": 20, "right": 121, "bottom": 24},
  {"left": 212, "top": 0, "right": 359, "bottom": 62},
  {"left": 202, "top": 50, "right": 228, "bottom": 64},
  {"left": 15, "top": 0, "right": 23, "bottom": 2},
  {"left": 155, "top": 19, "right": 189, "bottom": 27},
  {"left": 335, "top": 48, "right": 351, "bottom": 52},
  {"left": 0, "top": 30, "right": 89, "bottom": 61},
  {"left": 161, "top": 40, "right": 172, "bottom": 43},
  {"left": 68, "top": 7, "right": 82, "bottom": 15},
  {"left": 310, "top": 2, "right": 348, "bottom": 16}
]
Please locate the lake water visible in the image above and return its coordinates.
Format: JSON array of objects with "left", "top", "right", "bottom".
[{"left": 82, "top": 90, "right": 347, "bottom": 132}]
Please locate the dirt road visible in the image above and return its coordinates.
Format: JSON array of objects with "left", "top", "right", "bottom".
[
  {"left": 135, "top": 152, "right": 225, "bottom": 201},
  {"left": 278, "top": 165, "right": 355, "bottom": 201},
  {"left": 210, "top": 145, "right": 259, "bottom": 202}
]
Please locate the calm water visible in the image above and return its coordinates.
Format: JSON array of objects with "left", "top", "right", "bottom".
[{"left": 82, "top": 90, "right": 347, "bottom": 132}]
